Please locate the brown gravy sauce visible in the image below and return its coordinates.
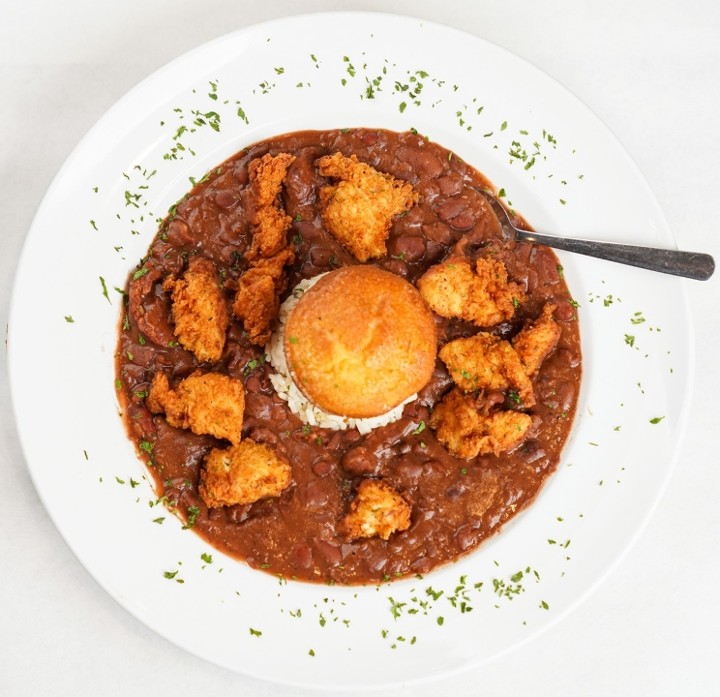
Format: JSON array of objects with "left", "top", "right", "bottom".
[{"left": 116, "top": 128, "right": 581, "bottom": 584}]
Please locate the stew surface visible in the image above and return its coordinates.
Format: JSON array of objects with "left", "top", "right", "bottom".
[{"left": 116, "top": 128, "right": 581, "bottom": 584}]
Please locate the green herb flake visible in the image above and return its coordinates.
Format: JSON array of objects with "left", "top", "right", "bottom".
[
  {"left": 236, "top": 105, "right": 249, "bottom": 124},
  {"left": 184, "top": 505, "right": 200, "bottom": 529},
  {"left": 649, "top": 416, "right": 665, "bottom": 424},
  {"left": 99, "top": 276, "right": 111, "bottom": 303},
  {"left": 201, "top": 552, "right": 213, "bottom": 564},
  {"left": 412, "top": 421, "right": 426, "bottom": 435},
  {"left": 64, "top": 315, "right": 75, "bottom": 323},
  {"left": 249, "top": 627, "right": 262, "bottom": 637}
]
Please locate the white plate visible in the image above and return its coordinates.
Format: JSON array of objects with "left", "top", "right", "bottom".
[{"left": 7, "top": 12, "right": 692, "bottom": 690}]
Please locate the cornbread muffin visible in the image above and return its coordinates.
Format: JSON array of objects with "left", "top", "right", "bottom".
[{"left": 283, "top": 265, "right": 437, "bottom": 418}]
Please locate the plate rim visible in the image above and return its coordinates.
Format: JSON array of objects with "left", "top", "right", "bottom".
[{"left": 6, "top": 10, "right": 696, "bottom": 690}]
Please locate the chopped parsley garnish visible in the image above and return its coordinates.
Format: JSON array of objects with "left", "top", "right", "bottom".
[
  {"left": 243, "top": 354, "right": 267, "bottom": 375},
  {"left": 184, "top": 506, "right": 200, "bottom": 529},
  {"left": 99, "top": 276, "right": 110, "bottom": 303}
]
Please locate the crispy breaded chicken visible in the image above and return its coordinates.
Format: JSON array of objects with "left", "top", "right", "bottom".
[
  {"left": 199, "top": 438, "right": 292, "bottom": 508},
  {"left": 417, "top": 256, "right": 525, "bottom": 327},
  {"left": 439, "top": 332, "right": 535, "bottom": 407},
  {"left": 163, "top": 257, "right": 229, "bottom": 363},
  {"left": 512, "top": 303, "right": 561, "bottom": 376},
  {"left": 233, "top": 247, "right": 294, "bottom": 345},
  {"left": 246, "top": 153, "right": 296, "bottom": 261},
  {"left": 317, "top": 152, "right": 418, "bottom": 262},
  {"left": 429, "top": 388, "right": 532, "bottom": 459},
  {"left": 147, "top": 371, "right": 244, "bottom": 444},
  {"left": 339, "top": 479, "right": 412, "bottom": 541}
]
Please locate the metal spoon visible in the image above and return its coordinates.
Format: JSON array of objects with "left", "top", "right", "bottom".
[{"left": 479, "top": 190, "right": 715, "bottom": 281}]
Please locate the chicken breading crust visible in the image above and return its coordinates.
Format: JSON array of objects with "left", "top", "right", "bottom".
[
  {"left": 339, "top": 479, "right": 412, "bottom": 541},
  {"left": 512, "top": 303, "right": 561, "bottom": 376},
  {"left": 439, "top": 332, "right": 535, "bottom": 407},
  {"left": 317, "top": 152, "right": 418, "bottom": 262},
  {"left": 246, "top": 153, "right": 296, "bottom": 261},
  {"left": 417, "top": 256, "right": 525, "bottom": 327},
  {"left": 233, "top": 247, "right": 294, "bottom": 345},
  {"left": 147, "top": 371, "right": 245, "bottom": 444},
  {"left": 163, "top": 257, "right": 229, "bottom": 363},
  {"left": 429, "top": 388, "right": 532, "bottom": 459},
  {"left": 199, "top": 439, "right": 292, "bottom": 508}
]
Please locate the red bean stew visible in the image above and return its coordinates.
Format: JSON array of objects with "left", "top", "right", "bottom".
[{"left": 116, "top": 128, "right": 581, "bottom": 584}]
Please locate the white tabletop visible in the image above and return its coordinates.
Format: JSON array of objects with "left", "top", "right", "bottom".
[{"left": 2, "top": 1, "right": 719, "bottom": 695}]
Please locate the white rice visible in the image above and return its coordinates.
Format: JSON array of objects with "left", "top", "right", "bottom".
[{"left": 265, "top": 273, "right": 416, "bottom": 435}]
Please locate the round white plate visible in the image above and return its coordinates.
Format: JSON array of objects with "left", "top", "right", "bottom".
[{"left": 8, "top": 12, "right": 692, "bottom": 690}]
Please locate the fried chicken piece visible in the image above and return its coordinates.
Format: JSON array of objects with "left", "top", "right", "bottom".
[
  {"left": 512, "top": 303, "right": 561, "bottom": 376},
  {"left": 439, "top": 332, "right": 535, "bottom": 407},
  {"left": 233, "top": 247, "right": 295, "bottom": 345},
  {"left": 417, "top": 256, "right": 525, "bottom": 327},
  {"left": 339, "top": 479, "right": 412, "bottom": 541},
  {"left": 147, "top": 371, "right": 244, "bottom": 444},
  {"left": 199, "top": 438, "right": 292, "bottom": 508},
  {"left": 429, "top": 388, "right": 532, "bottom": 459},
  {"left": 162, "top": 257, "right": 229, "bottom": 363},
  {"left": 246, "top": 153, "right": 296, "bottom": 261},
  {"left": 317, "top": 152, "right": 418, "bottom": 262}
]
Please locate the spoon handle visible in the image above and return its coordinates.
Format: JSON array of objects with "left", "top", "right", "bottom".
[{"left": 518, "top": 230, "right": 715, "bottom": 281}]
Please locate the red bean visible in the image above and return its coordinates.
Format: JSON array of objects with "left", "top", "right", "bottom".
[
  {"left": 379, "top": 257, "right": 409, "bottom": 278},
  {"left": 214, "top": 190, "right": 237, "bottom": 209},
  {"left": 340, "top": 446, "right": 378, "bottom": 476},
  {"left": 312, "top": 456, "right": 334, "bottom": 477},
  {"left": 422, "top": 221, "right": 455, "bottom": 245},
  {"left": 435, "top": 195, "right": 477, "bottom": 230},
  {"left": 293, "top": 543, "right": 314, "bottom": 569},
  {"left": 532, "top": 248, "right": 561, "bottom": 285},
  {"left": 437, "top": 175, "right": 464, "bottom": 196},
  {"left": 396, "top": 145, "right": 444, "bottom": 178},
  {"left": 164, "top": 218, "right": 193, "bottom": 245},
  {"left": 314, "top": 540, "right": 342, "bottom": 566},
  {"left": 554, "top": 299, "right": 577, "bottom": 321},
  {"left": 387, "top": 234, "right": 426, "bottom": 262},
  {"left": 555, "top": 381, "right": 576, "bottom": 415},
  {"left": 304, "top": 480, "right": 331, "bottom": 509}
]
